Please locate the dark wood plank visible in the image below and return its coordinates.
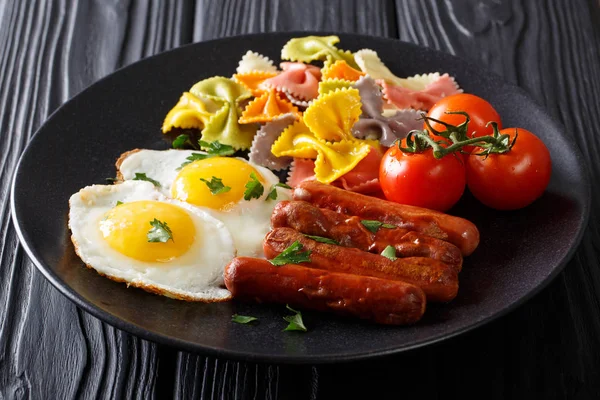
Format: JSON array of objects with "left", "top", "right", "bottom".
[{"left": 0, "top": 1, "right": 193, "bottom": 398}]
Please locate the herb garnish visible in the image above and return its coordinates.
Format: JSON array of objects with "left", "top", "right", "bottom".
[
  {"left": 360, "top": 220, "right": 397, "bottom": 233},
  {"left": 178, "top": 153, "right": 209, "bottom": 170},
  {"left": 199, "top": 140, "right": 235, "bottom": 157},
  {"left": 304, "top": 234, "right": 339, "bottom": 245},
  {"left": 243, "top": 172, "right": 264, "bottom": 200},
  {"left": 266, "top": 182, "right": 292, "bottom": 201},
  {"left": 269, "top": 241, "right": 312, "bottom": 266},
  {"left": 231, "top": 314, "right": 258, "bottom": 324},
  {"left": 381, "top": 245, "right": 398, "bottom": 261},
  {"left": 177, "top": 140, "right": 236, "bottom": 170},
  {"left": 116, "top": 201, "right": 123, "bottom": 206},
  {"left": 172, "top": 134, "right": 191, "bottom": 149},
  {"left": 147, "top": 219, "right": 173, "bottom": 243},
  {"left": 283, "top": 305, "right": 307, "bottom": 332},
  {"left": 200, "top": 176, "right": 231, "bottom": 195},
  {"left": 133, "top": 173, "right": 161, "bottom": 187}
]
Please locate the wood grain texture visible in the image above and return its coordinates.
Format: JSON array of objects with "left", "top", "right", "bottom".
[{"left": 0, "top": 0, "right": 599, "bottom": 399}]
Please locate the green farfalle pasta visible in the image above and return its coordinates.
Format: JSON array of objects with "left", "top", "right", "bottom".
[
  {"left": 281, "top": 36, "right": 358, "bottom": 69},
  {"left": 188, "top": 77, "right": 256, "bottom": 150},
  {"left": 318, "top": 79, "right": 354, "bottom": 96}
]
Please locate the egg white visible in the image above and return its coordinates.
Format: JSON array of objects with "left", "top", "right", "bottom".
[
  {"left": 117, "top": 149, "right": 292, "bottom": 257},
  {"left": 68, "top": 180, "right": 235, "bottom": 302}
]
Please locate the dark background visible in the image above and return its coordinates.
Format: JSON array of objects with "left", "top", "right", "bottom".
[{"left": 1, "top": 0, "right": 599, "bottom": 398}]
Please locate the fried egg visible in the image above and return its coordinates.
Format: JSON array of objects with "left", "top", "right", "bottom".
[
  {"left": 116, "top": 149, "right": 291, "bottom": 257},
  {"left": 68, "top": 180, "right": 235, "bottom": 301}
]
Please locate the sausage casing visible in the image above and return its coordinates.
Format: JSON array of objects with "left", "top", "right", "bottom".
[
  {"left": 271, "top": 200, "right": 463, "bottom": 271},
  {"left": 293, "top": 181, "right": 479, "bottom": 256},
  {"left": 263, "top": 227, "right": 459, "bottom": 302},
  {"left": 224, "top": 257, "right": 426, "bottom": 325}
]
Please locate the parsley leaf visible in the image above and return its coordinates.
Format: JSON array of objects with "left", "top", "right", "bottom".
[
  {"left": 199, "top": 140, "right": 235, "bottom": 157},
  {"left": 304, "top": 234, "right": 339, "bottom": 245},
  {"left": 266, "top": 182, "right": 292, "bottom": 201},
  {"left": 283, "top": 305, "right": 307, "bottom": 332},
  {"left": 360, "top": 220, "right": 397, "bottom": 233},
  {"left": 172, "top": 134, "right": 190, "bottom": 149},
  {"left": 200, "top": 176, "right": 231, "bottom": 195},
  {"left": 116, "top": 201, "right": 123, "bottom": 206},
  {"left": 232, "top": 314, "right": 258, "bottom": 324},
  {"left": 269, "top": 241, "right": 312, "bottom": 266},
  {"left": 147, "top": 219, "right": 173, "bottom": 243},
  {"left": 381, "top": 245, "right": 398, "bottom": 261},
  {"left": 243, "top": 172, "right": 264, "bottom": 200},
  {"left": 133, "top": 173, "right": 161, "bottom": 187},
  {"left": 105, "top": 177, "right": 117, "bottom": 184},
  {"left": 177, "top": 152, "right": 209, "bottom": 170}
]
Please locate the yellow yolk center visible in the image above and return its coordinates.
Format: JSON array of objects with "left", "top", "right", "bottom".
[
  {"left": 99, "top": 201, "right": 196, "bottom": 262},
  {"left": 171, "top": 157, "right": 264, "bottom": 211}
]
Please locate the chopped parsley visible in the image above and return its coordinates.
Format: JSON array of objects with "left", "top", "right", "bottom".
[
  {"left": 172, "top": 134, "right": 190, "bottom": 149},
  {"left": 269, "top": 241, "right": 312, "bottom": 266},
  {"left": 116, "top": 201, "right": 123, "bottom": 206},
  {"left": 360, "top": 220, "right": 397, "bottom": 233},
  {"left": 380, "top": 245, "right": 398, "bottom": 261},
  {"left": 133, "top": 173, "right": 160, "bottom": 187},
  {"left": 200, "top": 176, "right": 231, "bottom": 195},
  {"left": 304, "top": 234, "right": 339, "bottom": 245},
  {"left": 176, "top": 140, "right": 235, "bottom": 170},
  {"left": 199, "top": 140, "right": 235, "bottom": 157},
  {"left": 283, "top": 305, "right": 307, "bottom": 332},
  {"left": 231, "top": 314, "right": 258, "bottom": 324},
  {"left": 243, "top": 172, "right": 264, "bottom": 200},
  {"left": 177, "top": 152, "right": 209, "bottom": 170},
  {"left": 147, "top": 219, "right": 173, "bottom": 243},
  {"left": 266, "top": 182, "right": 292, "bottom": 201}
]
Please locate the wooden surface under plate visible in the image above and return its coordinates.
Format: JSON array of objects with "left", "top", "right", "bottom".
[{"left": 0, "top": 1, "right": 599, "bottom": 399}]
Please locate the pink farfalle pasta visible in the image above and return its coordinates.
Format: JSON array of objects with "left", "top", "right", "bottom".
[
  {"left": 379, "top": 73, "right": 462, "bottom": 111},
  {"left": 262, "top": 62, "right": 322, "bottom": 101}
]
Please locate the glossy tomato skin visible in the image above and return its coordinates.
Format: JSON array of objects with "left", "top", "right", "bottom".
[
  {"left": 466, "top": 128, "right": 551, "bottom": 210},
  {"left": 426, "top": 94, "right": 502, "bottom": 153},
  {"left": 379, "top": 142, "right": 466, "bottom": 212}
]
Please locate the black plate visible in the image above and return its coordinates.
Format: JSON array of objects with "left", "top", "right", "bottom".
[{"left": 11, "top": 33, "right": 590, "bottom": 363}]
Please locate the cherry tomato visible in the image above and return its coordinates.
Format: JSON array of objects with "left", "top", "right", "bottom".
[
  {"left": 466, "top": 128, "right": 551, "bottom": 210},
  {"left": 379, "top": 140, "right": 466, "bottom": 212},
  {"left": 426, "top": 94, "right": 502, "bottom": 153}
]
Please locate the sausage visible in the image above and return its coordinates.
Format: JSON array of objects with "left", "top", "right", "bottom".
[
  {"left": 263, "top": 227, "right": 458, "bottom": 302},
  {"left": 224, "top": 257, "right": 426, "bottom": 325},
  {"left": 293, "top": 181, "right": 479, "bottom": 256},
  {"left": 271, "top": 200, "right": 463, "bottom": 271}
]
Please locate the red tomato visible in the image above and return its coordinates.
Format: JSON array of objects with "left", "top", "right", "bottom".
[
  {"left": 426, "top": 93, "right": 502, "bottom": 153},
  {"left": 466, "top": 128, "right": 551, "bottom": 210},
  {"left": 379, "top": 140, "right": 466, "bottom": 212}
]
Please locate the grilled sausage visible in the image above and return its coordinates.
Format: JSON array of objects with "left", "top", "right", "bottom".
[
  {"left": 263, "top": 227, "right": 458, "bottom": 302},
  {"left": 293, "top": 181, "right": 480, "bottom": 256},
  {"left": 271, "top": 200, "right": 463, "bottom": 271},
  {"left": 224, "top": 257, "right": 426, "bottom": 325}
]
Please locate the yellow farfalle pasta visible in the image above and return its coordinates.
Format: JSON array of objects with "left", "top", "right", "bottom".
[
  {"left": 281, "top": 36, "right": 358, "bottom": 68},
  {"left": 303, "top": 88, "right": 362, "bottom": 141},
  {"left": 162, "top": 92, "right": 222, "bottom": 133},
  {"left": 271, "top": 119, "right": 372, "bottom": 184},
  {"left": 322, "top": 60, "right": 364, "bottom": 81},
  {"left": 233, "top": 71, "right": 278, "bottom": 96},
  {"left": 239, "top": 89, "right": 300, "bottom": 124}
]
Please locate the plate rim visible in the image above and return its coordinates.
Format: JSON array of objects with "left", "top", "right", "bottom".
[{"left": 10, "top": 31, "right": 592, "bottom": 364}]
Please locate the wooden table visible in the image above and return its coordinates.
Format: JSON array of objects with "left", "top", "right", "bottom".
[{"left": 1, "top": 1, "right": 599, "bottom": 398}]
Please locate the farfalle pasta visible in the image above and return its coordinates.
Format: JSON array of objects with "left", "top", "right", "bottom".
[{"left": 161, "top": 35, "right": 461, "bottom": 187}]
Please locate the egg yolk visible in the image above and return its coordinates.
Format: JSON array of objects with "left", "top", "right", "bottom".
[
  {"left": 99, "top": 201, "right": 196, "bottom": 262},
  {"left": 171, "top": 157, "right": 264, "bottom": 211}
]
